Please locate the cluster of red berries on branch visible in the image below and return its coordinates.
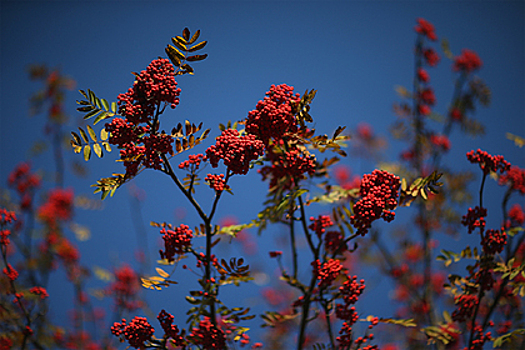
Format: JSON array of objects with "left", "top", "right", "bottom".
[
  {"left": 37, "top": 188, "right": 74, "bottom": 228},
  {"left": 111, "top": 317, "right": 155, "bottom": 349},
  {"left": 206, "top": 129, "right": 265, "bottom": 175},
  {"left": 499, "top": 166, "right": 525, "bottom": 194},
  {"left": 105, "top": 58, "right": 182, "bottom": 176},
  {"left": 351, "top": 170, "right": 401, "bottom": 236},
  {"left": 157, "top": 309, "right": 184, "bottom": 345},
  {"left": 188, "top": 317, "right": 226, "bottom": 350},
  {"left": 117, "top": 58, "right": 181, "bottom": 125},
  {"left": 245, "top": 84, "right": 301, "bottom": 145},
  {"left": 453, "top": 49, "right": 483, "bottom": 73},
  {"left": 159, "top": 224, "right": 193, "bottom": 262},
  {"left": 308, "top": 215, "right": 333, "bottom": 238},
  {"left": 7, "top": 162, "right": 41, "bottom": 210},
  {"left": 314, "top": 259, "right": 344, "bottom": 288},
  {"left": 466, "top": 149, "right": 511, "bottom": 175},
  {"left": 259, "top": 142, "right": 316, "bottom": 191},
  {"left": 461, "top": 206, "right": 487, "bottom": 234},
  {"left": 205, "top": 173, "right": 228, "bottom": 192},
  {"left": 482, "top": 228, "right": 507, "bottom": 255},
  {"left": 414, "top": 18, "right": 437, "bottom": 41},
  {"left": 107, "top": 264, "right": 142, "bottom": 311},
  {"left": 452, "top": 294, "right": 479, "bottom": 323},
  {"left": 179, "top": 153, "right": 207, "bottom": 171}
]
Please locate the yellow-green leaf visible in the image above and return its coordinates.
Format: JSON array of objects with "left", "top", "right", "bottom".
[
  {"left": 171, "top": 37, "right": 187, "bottom": 51},
  {"left": 83, "top": 145, "right": 91, "bottom": 161},
  {"left": 188, "top": 29, "right": 200, "bottom": 44},
  {"left": 93, "top": 143, "right": 103, "bottom": 158},
  {"left": 71, "top": 131, "right": 82, "bottom": 145},
  {"left": 186, "top": 54, "right": 208, "bottom": 62},
  {"left": 182, "top": 28, "right": 190, "bottom": 41},
  {"left": 166, "top": 45, "right": 183, "bottom": 66},
  {"left": 102, "top": 142, "right": 111, "bottom": 152},
  {"left": 79, "top": 127, "right": 89, "bottom": 143},
  {"left": 87, "top": 125, "right": 97, "bottom": 142},
  {"left": 100, "top": 128, "right": 108, "bottom": 141},
  {"left": 188, "top": 41, "right": 207, "bottom": 52},
  {"left": 156, "top": 267, "right": 170, "bottom": 278}
]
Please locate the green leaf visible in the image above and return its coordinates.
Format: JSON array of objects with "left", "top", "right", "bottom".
[{"left": 111, "top": 101, "right": 117, "bottom": 113}]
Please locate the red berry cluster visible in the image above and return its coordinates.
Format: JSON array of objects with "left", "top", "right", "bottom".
[
  {"left": 499, "top": 166, "right": 525, "bottom": 194},
  {"left": 315, "top": 259, "right": 343, "bottom": 288},
  {"left": 450, "top": 107, "right": 464, "bottom": 121},
  {"left": 105, "top": 118, "right": 150, "bottom": 148},
  {"left": 3, "top": 263, "right": 18, "bottom": 281},
  {"left": 461, "top": 206, "right": 487, "bottom": 234},
  {"left": 482, "top": 228, "right": 507, "bottom": 255},
  {"left": 423, "top": 48, "right": 440, "bottom": 67},
  {"left": 466, "top": 149, "right": 511, "bottom": 175},
  {"left": 453, "top": 49, "right": 483, "bottom": 73},
  {"left": 159, "top": 224, "right": 193, "bottom": 262},
  {"left": 157, "top": 309, "right": 183, "bottom": 345},
  {"left": 141, "top": 133, "right": 174, "bottom": 170},
  {"left": 308, "top": 215, "right": 333, "bottom": 238},
  {"left": 111, "top": 317, "right": 154, "bottom": 349},
  {"left": 417, "top": 68, "right": 430, "bottom": 83},
  {"left": 324, "top": 231, "right": 347, "bottom": 254},
  {"left": 508, "top": 204, "right": 525, "bottom": 227},
  {"left": 8, "top": 162, "right": 40, "bottom": 210},
  {"left": 188, "top": 317, "right": 226, "bottom": 350},
  {"left": 205, "top": 174, "right": 228, "bottom": 192},
  {"left": 29, "top": 286, "right": 49, "bottom": 299},
  {"left": 259, "top": 143, "right": 316, "bottom": 191},
  {"left": 0, "top": 208, "right": 16, "bottom": 225},
  {"left": 206, "top": 129, "right": 265, "bottom": 175},
  {"left": 336, "top": 276, "right": 366, "bottom": 348},
  {"left": 351, "top": 170, "right": 400, "bottom": 236},
  {"left": 245, "top": 84, "right": 301, "bottom": 145},
  {"left": 106, "top": 58, "right": 181, "bottom": 175},
  {"left": 55, "top": 237, "right": 80, "bottom": 264},
  {"left": 452, "top": 294, "right": 479, "bottom": 322},
  {"left": 108, "top": 264, "right": 141, "bottom": 311},
  {"left": 117, "top": 58, "right": 181, "bottom": 125},
  {"left": 469, "top": 323, "right": 493, "bottom": 350},
  {"left": 419, "top": 88, "right": 436, "bottom": 106},
  {"left": 414, "top": 18, "right": 437, "bottom": 41},
  {"left": 430, "top": 134, "right": 451, "bottom": 152},
  {"left": 179, "top": 153, "right": 206, "bottom": 171},
  {"left": 37, "top": 188, "right": 74, "bottom": 228}
]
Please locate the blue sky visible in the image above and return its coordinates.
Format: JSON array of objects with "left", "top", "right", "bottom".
[{"left": 1, "top": 0, "right": 524, "bottom": 346}]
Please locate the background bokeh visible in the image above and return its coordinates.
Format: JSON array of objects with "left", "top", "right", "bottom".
[{"left": 1, "top": 1, "right": 524, "bottom": 346}]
